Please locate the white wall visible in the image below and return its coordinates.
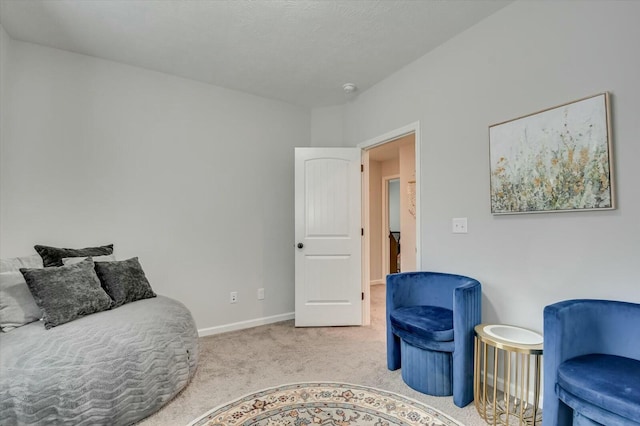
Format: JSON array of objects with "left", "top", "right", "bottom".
[
  {"left": 0, "top": 25, "right": 10, "bottom": 170},
  {"left": 0, "top": 39, "right": 310, "bottom": 332},
  {"left": 342, "top": 1, "right": 640, "bottom": 332},
  {"left": 310, "top": 104, "right": 345, "bottom": 147}
]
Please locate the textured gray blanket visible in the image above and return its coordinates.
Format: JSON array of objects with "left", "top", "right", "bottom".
[{"left": 0, "top": 296, "right": 198, "bottom": 425}]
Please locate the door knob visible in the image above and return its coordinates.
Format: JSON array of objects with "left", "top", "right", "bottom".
[{"left": 297, "top": 243, "right": 304, "bottom": 249}]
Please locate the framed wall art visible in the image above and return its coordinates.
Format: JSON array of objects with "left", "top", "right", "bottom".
[{"left": 489, "top": 92, "right": 614, "bottom": 214}]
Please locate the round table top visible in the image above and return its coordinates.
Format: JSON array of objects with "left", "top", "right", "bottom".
[{"left": 475, "top": 323, "right": 543, "bottom": 354}]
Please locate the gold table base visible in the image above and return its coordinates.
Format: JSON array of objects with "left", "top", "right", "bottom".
[{"left": 474, "top": 325, "right": 543, "bottom": 426}]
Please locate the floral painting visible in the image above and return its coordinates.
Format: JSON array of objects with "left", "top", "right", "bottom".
[{"left": 489, "top": 93, "right": 614, "bottom": 214}]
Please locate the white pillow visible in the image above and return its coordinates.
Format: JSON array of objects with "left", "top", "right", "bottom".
[
  {"left": 0, "top": 254, "right": 44, "bottom": 273},
  {"left": 0, "top": 270, "right": 42, "bottom": 331},
  {"left": 61, "top": 254, "right": 116, "bottom": 265}
]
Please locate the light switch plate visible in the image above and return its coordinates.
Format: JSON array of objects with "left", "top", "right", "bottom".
[{"left": 452, "top": 218, "right": 468, "bottom": 233}]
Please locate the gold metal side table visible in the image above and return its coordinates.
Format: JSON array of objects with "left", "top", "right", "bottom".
[{"left": 474, "top": 324, "right": 543, "bottom": 426}]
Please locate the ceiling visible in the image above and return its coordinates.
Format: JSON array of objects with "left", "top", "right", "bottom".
[
  {"left": 369, "top": 133, "right": 414, "bottom": 162},
  {"left": 0, "top": 0, "right": 511, "bottom": 108}
]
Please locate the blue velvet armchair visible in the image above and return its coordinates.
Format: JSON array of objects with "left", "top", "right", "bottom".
[
  {"left": 543, "top": 299, "right": 640, "bottom": 426},
  {"left": 386, "top": 271, "right": 481, "bottom": 407}
]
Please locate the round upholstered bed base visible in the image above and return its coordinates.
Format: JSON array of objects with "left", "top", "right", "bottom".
[
  {"left": 0, "top": 296, "right": 198, "bottom": 425},
  {"left": 400, "top": 339, "right": 453, "bottom": 396}
]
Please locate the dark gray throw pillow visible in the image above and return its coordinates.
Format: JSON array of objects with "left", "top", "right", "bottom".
[
  {"left": 94, "top": 257, "right": 156, "bottom": 308},
  {"left": 34, "top": 244, "right": 114, "bottom": 267},
  {"left": 20, "top": 258, "right": 112, "bottom": 329}
]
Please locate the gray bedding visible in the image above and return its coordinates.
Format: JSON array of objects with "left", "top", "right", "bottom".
[{"left": 0, "top": 296, "right": 198, "bottom": 425}]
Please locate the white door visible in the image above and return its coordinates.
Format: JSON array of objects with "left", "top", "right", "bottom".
[{"left": 294, "top": 147, "right": 362, "bottom": 327}]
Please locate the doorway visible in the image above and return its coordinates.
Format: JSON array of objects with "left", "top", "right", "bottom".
[{"left": 358, "top": 122, "right": 421, "bottom": 326}]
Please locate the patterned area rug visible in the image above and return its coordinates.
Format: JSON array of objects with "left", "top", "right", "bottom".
[{"left": 189, "top": 382, "right": 463, "bottom": 426}]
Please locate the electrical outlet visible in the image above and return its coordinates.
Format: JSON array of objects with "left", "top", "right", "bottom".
[
  {"left": 257, "top": 288, "right": 265, "bottom": 300},
  {"left": 452, "top": 217, "right": 468, "bottom": 234},
  {"left": 230, "top": 291, "right": 238, "bottom": 303}
]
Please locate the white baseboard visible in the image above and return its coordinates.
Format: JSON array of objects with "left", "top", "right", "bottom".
[
  {"left": 197, "top": 312, "right": 295, "bottom": 337},
  {"left": 370, "top": 279, "right": 385, "bottom": 286}
]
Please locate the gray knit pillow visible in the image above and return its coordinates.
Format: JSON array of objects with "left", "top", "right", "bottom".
[
  {"left": 20, "top": 258, "right": 112, "bottom": 329},
  {"left": 34, "top": 244, "right": 114, "bottom": 267},
  {"left": 94, "top": 257, "right": 156, "bottom": 308}
]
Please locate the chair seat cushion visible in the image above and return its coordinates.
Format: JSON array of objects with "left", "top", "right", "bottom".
[
  {"left": 390, "top": 305, "right": 453, "bottom": 342},
  {"left": 558, "top": 354, "right": 640, "bottom": 423}
]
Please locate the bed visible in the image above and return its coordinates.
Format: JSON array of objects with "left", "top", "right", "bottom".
[{"left": 0, "top": 289, "right": 198, "bottom": 424}]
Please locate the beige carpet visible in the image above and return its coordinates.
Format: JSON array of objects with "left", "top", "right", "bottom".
[{"left": 139, "top": 285, "right": 487, "bottom": 426}]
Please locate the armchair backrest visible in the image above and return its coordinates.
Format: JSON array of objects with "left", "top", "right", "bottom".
[
  {"left": 544, "top": 299, "right": 640, "bottom": 362},
  {"left": 386, "top": 271, "right": 480, "bottom": 312}
]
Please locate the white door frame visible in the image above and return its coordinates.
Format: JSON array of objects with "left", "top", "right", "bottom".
[{"left": 357, "top": 121, "right": 422, "bottom": 326}]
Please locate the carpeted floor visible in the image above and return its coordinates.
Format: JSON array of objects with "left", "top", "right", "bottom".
[{"left": 139, "top": 285, "right": 487, "bottom": 426}]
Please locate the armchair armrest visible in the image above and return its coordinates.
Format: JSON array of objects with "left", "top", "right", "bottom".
[{"left": 452, "top": 279, "right": 481, "bottom": 407}]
